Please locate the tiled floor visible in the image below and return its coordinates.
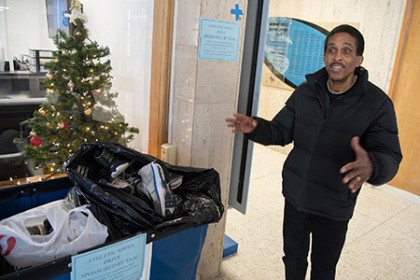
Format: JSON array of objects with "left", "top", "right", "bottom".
[{"left": 218, "top": 144, "right": 420, "bottom": 280}]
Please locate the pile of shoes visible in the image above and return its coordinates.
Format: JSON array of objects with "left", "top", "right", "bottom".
[
  {"left": 74, "top": 148, "right": 181, "bottom": 217},
  {"left": 65, "top": 142, "right": 224, "bottom": 240}
]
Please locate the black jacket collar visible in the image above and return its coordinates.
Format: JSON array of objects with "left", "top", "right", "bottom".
[{"left": 305, "top": 66, "right": 369, "bottom": 96}]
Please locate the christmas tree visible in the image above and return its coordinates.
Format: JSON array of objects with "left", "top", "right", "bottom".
[{"left": 15, "top": 0, "right": 139, "bottom": 174}]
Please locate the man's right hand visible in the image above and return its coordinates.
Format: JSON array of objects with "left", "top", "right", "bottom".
[{"left": 225, "top": 113, "right": 258, "bottom": 134}]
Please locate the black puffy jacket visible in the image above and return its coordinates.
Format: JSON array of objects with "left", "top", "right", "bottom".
[{"left": 248, "top": 67, "right": 402, "bottom": 221}]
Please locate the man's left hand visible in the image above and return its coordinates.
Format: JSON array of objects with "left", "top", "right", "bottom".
[{"left": 340, "top": 136, "right": 373, "bottom": 193}]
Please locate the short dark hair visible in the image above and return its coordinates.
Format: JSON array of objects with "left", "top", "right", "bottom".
[{"left": 324, "top": 24, "right": 365, "bottom": 56}]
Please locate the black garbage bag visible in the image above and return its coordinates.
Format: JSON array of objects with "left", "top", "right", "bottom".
[
  {"left": 64, "top": 142, "right": 224, "bottom": 240},
  {"left": 154, "top": 166, "right": 223, "bottom": 230}
]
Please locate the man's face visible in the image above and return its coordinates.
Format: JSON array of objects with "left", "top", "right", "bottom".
[{"left": 324, "top": 32, "right": 363, "bottom": 84}]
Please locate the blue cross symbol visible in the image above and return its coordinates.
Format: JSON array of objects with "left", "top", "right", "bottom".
[{"left": 231, "top": 4, "right": 243, "bottom": 21}]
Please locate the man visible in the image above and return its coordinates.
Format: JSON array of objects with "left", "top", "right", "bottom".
[{"left": 225, "top": 24, "right": 402, "bottom": 280}]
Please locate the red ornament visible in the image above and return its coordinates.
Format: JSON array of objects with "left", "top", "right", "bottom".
[{"left": 30, "top": 136, "right": 42, "bottom": 147}]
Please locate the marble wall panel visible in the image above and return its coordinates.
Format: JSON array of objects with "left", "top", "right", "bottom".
[
  {"left": 173, "top": 45, "right": 198, "bottom": 102},
  {"left": 175, "top": 0, "right": 201, "bottom": 47},
  {"left": 195, "top": 60, "right": 240, "bottom": 104},
  {"left": 171, "top": 98, "right": 194, "bottom": 166}
]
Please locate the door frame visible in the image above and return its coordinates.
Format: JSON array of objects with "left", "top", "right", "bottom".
[
  {"left": 228, "top": 0, "right": 270, "bottom": 213},
  {"left": 389, "top": 0, "right": 413, "bottom": 101},
  {"left": 388, "top": 0, "right": 420, "bottom": 194},
  {"left": 148, "top": 0, "right": 174, "bottom": 157}
]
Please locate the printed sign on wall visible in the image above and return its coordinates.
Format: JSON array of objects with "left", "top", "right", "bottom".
[{"left": 198, "top": 18, "right": 240, "bottom": 62}]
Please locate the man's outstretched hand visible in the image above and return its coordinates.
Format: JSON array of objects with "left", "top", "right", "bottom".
[
  {"left": 340, "top": 136, "right": 373, "bottom": 193},
  {"left": 225, "top": 113, "right": 258, "bottom": 134}
]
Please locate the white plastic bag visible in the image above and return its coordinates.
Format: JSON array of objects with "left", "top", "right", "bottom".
[{"left": 0, "top": 200, "right": 108, "bottom": 269}]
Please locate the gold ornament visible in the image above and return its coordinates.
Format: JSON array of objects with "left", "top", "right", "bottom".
[
  {"left": 38, "top": 108, "right": 46, "bottom": 116},
  {"left": 84, "top": 108, "right": 92, "bottom": 115}
]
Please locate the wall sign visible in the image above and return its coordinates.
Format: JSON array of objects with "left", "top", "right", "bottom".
[{"left": 198, "top": 17, "right": 240, "bottom": 62}]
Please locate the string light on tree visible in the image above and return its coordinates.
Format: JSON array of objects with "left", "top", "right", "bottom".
[{"left": 67, "top": 81, "right": 75, "bottom": 90}]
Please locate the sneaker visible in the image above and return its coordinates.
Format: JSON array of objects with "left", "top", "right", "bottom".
[
  {"left": 26, "top": 219, "right": 53, "bottom": 235},
  {"left": 168, "top": 173, "right": 183, "bottom": 190},
  {"left": 126, "top": 176, "right": 143, "bottom": 196},
  {"left": 75, "top": 163, "right": 95, "bottom": 178},
  {"left": 94, "top": 148, "right": 130, "bottom": 180},
  {"left": 137, "top": 162, "right": 176, "bottom": 216},
  {"left": 99, "top": 178, "right": 135, "bottom": 194}
]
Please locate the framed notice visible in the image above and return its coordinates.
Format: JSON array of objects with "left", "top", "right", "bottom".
[{"left": 198, "top": 17, "right": 240, "bottom": 62}]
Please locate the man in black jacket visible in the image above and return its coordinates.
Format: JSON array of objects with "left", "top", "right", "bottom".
[{"left": 226, "top": 24, "right": 402, "bottom": 280}]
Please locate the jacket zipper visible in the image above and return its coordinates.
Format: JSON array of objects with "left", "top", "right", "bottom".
[
  {"left": 298, "top": 86, "right": 353, "bottom": 210},
  {"left": 297, "top": 82, "right": 328, "bottom": 210}
]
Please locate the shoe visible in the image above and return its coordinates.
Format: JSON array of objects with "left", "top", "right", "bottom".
[
  {"left": 75, "top": 163, "right": 95, "bottom": 178},
  {"left": 168, "top": 173, "right": 183, "bottom": 190},
  {"left": 98, "top": 178, "right": 135, "bottom": 194},
  {"left": 126, "top": 176, "right": 143, "bottom": 196},
  {"left": 138, "top": 162, "right": 176, "bottom": 216},
  {"left": 94, "top": 148, "right": 130, "bottom": 180},
  {"left": 26, "top": 219, "right": 53, "bottom": 235}
]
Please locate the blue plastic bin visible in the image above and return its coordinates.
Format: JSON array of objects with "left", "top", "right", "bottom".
[{"left": 0, "top": 177, "right": 208, "bottom": 280}]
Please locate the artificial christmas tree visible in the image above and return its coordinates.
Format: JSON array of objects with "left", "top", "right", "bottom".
[{"left": 15, "top": 0, "right": 138, "bottom": 174}]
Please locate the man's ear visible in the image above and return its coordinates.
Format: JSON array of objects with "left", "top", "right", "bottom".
[{"left": 357, "top": 56, "right": 364, "bottom": 66}]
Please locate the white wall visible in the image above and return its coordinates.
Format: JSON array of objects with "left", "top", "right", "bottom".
[{"left": 82, "top": 0, "right": 154, "bottom": 153}]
